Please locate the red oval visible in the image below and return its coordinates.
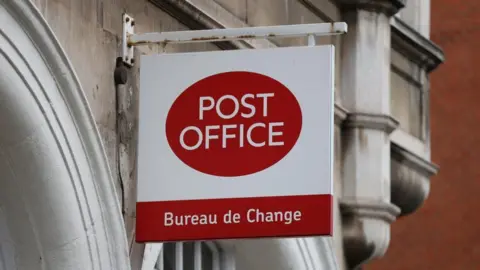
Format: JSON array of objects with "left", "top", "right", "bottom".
[{"left": 165, "top": 71, "right": 302, "bottom": 177}]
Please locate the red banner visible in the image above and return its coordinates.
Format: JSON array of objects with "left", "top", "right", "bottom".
[{"left": 136, "top": 194, "right": 332, "bottom": 242}]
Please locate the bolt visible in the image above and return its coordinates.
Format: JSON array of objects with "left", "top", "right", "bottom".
[
  {"left": 131, "top": 59, "right": 135, "bottom": 64},
  {"left": 131, "top": 20, "right": 135, "bottom": 26},
  {"left": 125, "top": 57, "right": 129, "bottom": 61},
  {"left": 126, "top": 17, "right": 130, "bottom": 23}
]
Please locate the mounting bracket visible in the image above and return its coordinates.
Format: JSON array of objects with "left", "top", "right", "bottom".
[
  {"left": 121, "top": 13, "right": 347, "bottom": 67},
  {"left": 122, "top": 13, "right": 135, "bottom": 67}
]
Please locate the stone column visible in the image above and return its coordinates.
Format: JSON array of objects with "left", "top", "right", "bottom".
[{"left": 336, "top": 1, "right": 405, "bottom": 268}]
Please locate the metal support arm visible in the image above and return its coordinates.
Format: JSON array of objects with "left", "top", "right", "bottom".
[{"left": 122, "top": 13, "right": 347, "bottom": 66}]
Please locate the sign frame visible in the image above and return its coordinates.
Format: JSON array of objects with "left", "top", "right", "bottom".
[{"left": 122, "top": 13, "right": 348, "bottom": 243}]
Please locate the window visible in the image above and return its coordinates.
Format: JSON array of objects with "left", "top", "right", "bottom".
[
  {"left": 389, "top": 15, "right": 444, "bottom": 160},
  {"left": 155, "top": 242, "right": 221, "bottom": 270},
  {"left": 390, "top": 46, "right": 431, "bottom": 159},
  {"left": 390, "top": 48, "right": 425, "bottom": 140}
]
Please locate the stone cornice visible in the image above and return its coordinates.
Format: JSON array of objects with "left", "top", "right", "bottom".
[
  {"left": 391, "top": 143, "right": 439, "bottom": 176},
  {"left": 150, "top": 0, "right": 253, "bottom": 50},
  {"left": 335, "top": 103, "right": 349, "bottom": 126},
  {"left": 336, "top": 0, "right": 406, "bottom": 16},
  {"left": 391, "top": 16, "right": 445, "bottom": 72},
  {"left": 297, "top": 0, "right": 340, "bottom": 22},
  {"left": 391, "top": 142, "right": 439, "bottom": 216},
  {"left": 341, "top": 198, "right": 400, "bottom": 223},
  {"left": 340, "top": 198, "right": 400, "bottom": 269},
  {"left": 343, "top": 112, "right": 399, "bottom": 134}
]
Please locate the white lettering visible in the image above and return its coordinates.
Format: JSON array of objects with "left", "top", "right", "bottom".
[
  {"left": 216, "top": 95, "right": 239, "bottom": 119},
  {"left": 239, "top": 124, "right": 245, "bottom": 148},
  {"left": 199, "top": 93, "right": 274, "bottom": 120},
  {"left": 240, "top": 94, "right": 256, "bottom": 118},
  {"left": 165, "top": 212, "right": 174, "bottom": 226},
  {"left": 222, "top": 124, "right": 237, "bottom": 148},
  {"left": 179, "top": 126, "right": 202, "bottom": 150},
  {"left": 163, "top": 212, "right": 218, "bottom": 226},
  {"left": 179, "top": 122, "right": 285, "bottom": 150},
  {"left": 269, "top": 122, "right": 284, "bottom": 146},
  {"left": 205, "top": 125, "right": 220, "bottom": 149},
  {"left": 246, "top": 209, "right": 256, "bottom": 223},
  {"left": 247, "top": 123, "right": 266, "bottom": 147},
  {"left": 246, "top": 209, "right": 302, "bottom": 225},
  {"left": 178, "top": 93, "right": 288, "bottom": 150},
  {"left": 256, "top": 93, "right": 274, "bottom": 117},
  {"left": 199, "top": 96, "right": 215, "bottom": 120}
]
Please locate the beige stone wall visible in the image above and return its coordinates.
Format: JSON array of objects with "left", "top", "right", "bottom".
[
  {"left": 396, "top": 0, "right": 430, "bottom": 37},
  {"left": 30, "top": 0, "right": 220, "bottom": 182},
  {"left": 30, "top": 1, "right": 221, "bottom": 267},
  {"left": 390, "top": 48, "right": 424, "bottom": 139}
]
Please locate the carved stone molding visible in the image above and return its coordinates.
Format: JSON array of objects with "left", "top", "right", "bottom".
[
  {"left": 343, "top": 112, "right": 399, "bottom": 134},
  {"left": 335, "top": 103, "right": 349, "bottom": 126},
  {"left": 336, "top": 0, "right": 405, "bottom": 16},
  {"left": 340, "top": 198, "right": 400, "bottom": 269},
  {"left": 341, "top": 198, "right": 400, "bottom": 223},
  {"left": 391, "top": 142, "right": 439, "bottom": 216},
  {"left": 150, "top": 0, "right": 249, "bottom": 50},
  {"left": 391, "top": 16, "right": 445, "bottom": 72},
  {"left": 149, "top": 0, "right": 274, "bottom": 50},
  {"left": 0, "top": 1, "right": 130, "bottom": 269}
]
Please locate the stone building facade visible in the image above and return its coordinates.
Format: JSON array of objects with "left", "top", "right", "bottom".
[
  {"left": 0, "top": 0, "right": 443, "bottom": 269},
  {"left": 370, "top": 0, "right": 478, "bottom": 269}
]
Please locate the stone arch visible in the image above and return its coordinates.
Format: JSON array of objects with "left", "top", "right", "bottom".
[{"left": 0, "top": 1, "right": 130, "bottom": 269}]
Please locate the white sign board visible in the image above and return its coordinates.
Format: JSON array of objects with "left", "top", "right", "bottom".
[{"left": 136, "top": 46, "right": 334, "bottom": 242}]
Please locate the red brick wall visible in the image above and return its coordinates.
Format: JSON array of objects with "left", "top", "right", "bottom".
[{"left": 368, "top": 1, "right": 480, "bottom": 269}]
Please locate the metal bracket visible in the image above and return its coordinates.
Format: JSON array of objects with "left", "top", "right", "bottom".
[
  {"left": 121, "top": 13, "right": 347, "bottom": 67},
  {"left": 122, "top": 13, "right": 135, "bottom": 67}
]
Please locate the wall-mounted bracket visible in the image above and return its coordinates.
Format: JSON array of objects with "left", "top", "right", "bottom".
[
  {"left": 122, "top": 13, "right": 347, "bottom": 67},
  {"left": 122, "top": 13, "right": 135, "bottom": 67}
]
